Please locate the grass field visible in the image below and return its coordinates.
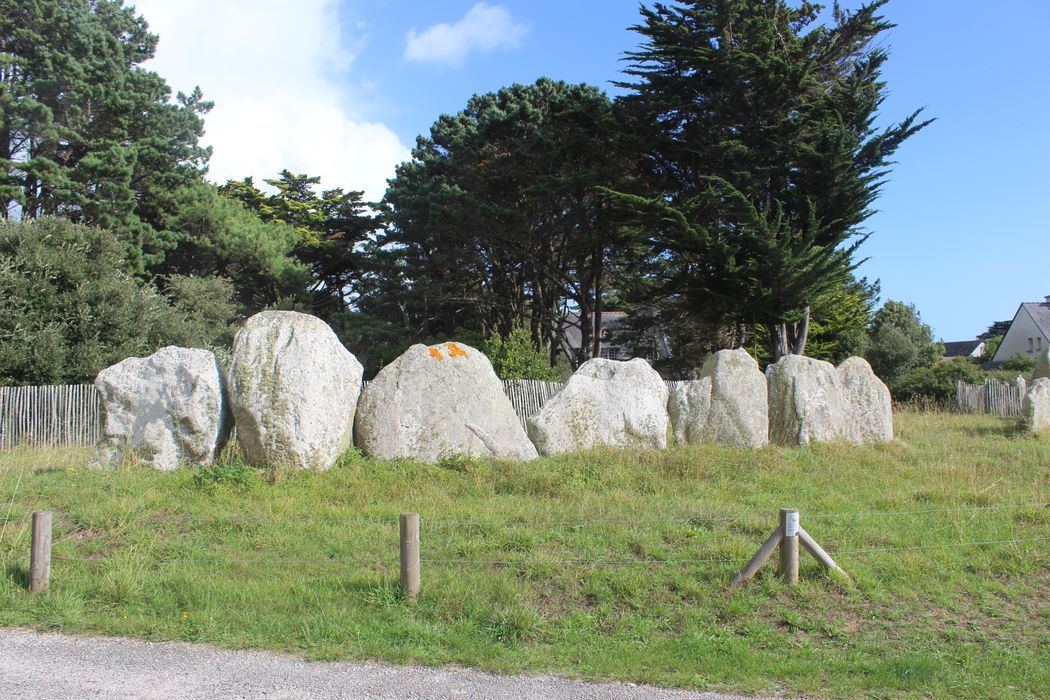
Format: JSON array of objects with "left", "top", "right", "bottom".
[{"left": 1, "top": 412, "right": 1047, "bottom": 698}]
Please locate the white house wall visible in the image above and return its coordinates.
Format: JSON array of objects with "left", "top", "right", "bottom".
[{"left": 992, "top": 306, "right": 1048, "bottom": 363}]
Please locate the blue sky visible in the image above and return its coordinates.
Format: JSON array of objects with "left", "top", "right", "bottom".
[{"left": 137, "top": 0, "right": 1049, "bottom": 342}]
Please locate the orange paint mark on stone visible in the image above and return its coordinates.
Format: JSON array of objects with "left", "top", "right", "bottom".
[
  {"left": 429, "top": 347, "right": 444, "bottom": 361},
  {"left": 445, "top": 342, "right": 468, "bottom": 358}
]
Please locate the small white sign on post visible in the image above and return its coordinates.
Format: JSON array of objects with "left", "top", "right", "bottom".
[{"left": 784, "top": 511, "right": 800, "bottom": 538}]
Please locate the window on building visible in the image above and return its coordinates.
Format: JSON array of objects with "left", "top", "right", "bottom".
[
  {"left": 1029, "top": 338, "right": 1035, "bottom": 352},
  {"left": 599, "top": 347, "right": 615, "bottom": 359}
]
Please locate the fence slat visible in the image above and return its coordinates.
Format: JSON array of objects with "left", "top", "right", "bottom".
[{"left": 956, "top": 378, "right": 1023, "bottom": 417}]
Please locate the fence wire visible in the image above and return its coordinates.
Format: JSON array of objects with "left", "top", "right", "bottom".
[{"left": 38, "top": 534, "right": 1049, "bottom": 569}]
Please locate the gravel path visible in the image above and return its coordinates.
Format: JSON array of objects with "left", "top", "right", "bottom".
[{"left": 0, "top": 628, "right": 761, "bottom": 700}]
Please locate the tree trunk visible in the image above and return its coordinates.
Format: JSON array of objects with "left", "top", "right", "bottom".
[
  {"left": 791, "top": 306, "right": 810, "bottom": 356},
  {"left": 591, "top": 252, "right": 604, "bottom": 360},
  {"left": 768, "top": 306, "right": 811, "bottom": 361}
]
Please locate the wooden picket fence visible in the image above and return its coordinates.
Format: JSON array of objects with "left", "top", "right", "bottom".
[
  {"left": 956, "top": 379, "right": 1024, "bottom": 417},
  {"left": 0, "top": 379, "right": 578, "bottom": 450},
  {"left": 503, "top": 379, "right": 566, "bottom": 429},
  {"left": 0, "top": 384, "right": 103, "bottom": 450}
]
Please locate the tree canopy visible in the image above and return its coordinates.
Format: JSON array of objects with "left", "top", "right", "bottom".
[
  {"left": 614, "top": 0, "right": 931, "bottom": 361},
  {"left": 0, "top": 0, "right": 212, "bottom": 271},
  {"left": 0, "top": 1, "right": 934, "bottom": 383},
  {"left": 375, "top": 78, "right": 641, "bottom": 366}
]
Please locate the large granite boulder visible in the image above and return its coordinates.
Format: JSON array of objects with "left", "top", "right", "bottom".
[
  {"left": 668, "top": 349, "right": 768, "bottom": 448},
  {"left": 837, "top": 357, "right": 894, "bottom": 444},
  {"left": 228, "top": 311, "right": 363, "bottom": 470},
  {"left": 702, "top": 349, "right": 769, "bottom": 448},
  {"left": 766, "top": 354, "right": 847, "bottom": 446},
  {"left": 668, "top": 378, "right": 711, "bottom": 445},
  {"left": 1034, "top": 348, "right": 1050, "bottom": 381},
  {"left": 95, "top": 346, "right": 230, "bottom": 470},
  {"left": 527, "top": 358, "right": 668, "bottom": 456},
  {"left": 355, "top": 342, "right": 537, "bottom": 462},
  {"left": 1021, "top": 377, "right": 1050, "bottom": 434}
]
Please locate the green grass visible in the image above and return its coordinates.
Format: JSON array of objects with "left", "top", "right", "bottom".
[{"left": 1, "top": 412, "right": 1047, "bottom": 698}]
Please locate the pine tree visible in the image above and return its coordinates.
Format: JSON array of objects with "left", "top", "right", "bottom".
[
  {"left": 616, "top": 0, "right": 931, "bottom": 360},
  {"left": 220, "top": 171, "right": 379, "bottom": 315},
  {"left": 377, "top": 78, "right": 640, "bottom": 361},
  {"left": 0, "top": 0, "right": 211, "bottom": 270}
]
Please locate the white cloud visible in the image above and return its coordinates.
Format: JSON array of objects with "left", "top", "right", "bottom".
[
  {"left": 404, "top": 3, "right": 528, "bottom": 66},
  {"left": 132, "top": 0, "right": 409, "bottom": 201}
]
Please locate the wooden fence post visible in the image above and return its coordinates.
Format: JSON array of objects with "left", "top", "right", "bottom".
[
  {"left": 779, "top": 508, "right": 800, "bottom": 586},
  {"left": 30, "top": 511, "right": 52, "bottom": 593},
  {"left": 732, "top": 507, "right": 848, "bottom": 587},
  {"left": 399, "top": 512, "right": 420, "bottom": 601}
]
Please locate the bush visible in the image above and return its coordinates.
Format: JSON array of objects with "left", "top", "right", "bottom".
[
  {"left": 485, "top": 322, "right": 560, "bottom": 381},
  {"left": 891, "top": 358, "right": 986, "bottom": 402},
  {"left": 0, "top": 217, "right": 235, "bottom": 385},
  {"left": 865, "top": 300, "right": 942, "bottom": 384},
  {"left": 1001, "top": 353, "right": 1036, "bottom": 372}
]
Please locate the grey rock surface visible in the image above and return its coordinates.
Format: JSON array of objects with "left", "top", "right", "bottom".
[
  {"left": 701, "top": 349, "right": 769, "bottom": 448},
  {"left": 94, "top": 346, "right": 229, "bottom": 470},
  {"left": 355, "top": 342, "right": 538, "bottom": 463},
  {"left": 668, "top": 378, "right": 712, "bottom": 445},
  {"left": 0, "top": 628, "right": 755, "bottom": 700},
  {"left": 527, "top": 358, "right": 669, "bottom": 456},
  {"left": 228, "top": 311, "right": 363, "bottom": 470},
  {"left": 1021, "top": 377, "right": 1050, "bottom": 434},
  {"left": 837, "top": 357, "right": 894, "bottom": 444},
  {"left": 766, "top": 354, "right": 847, "bottom": 446},
  {"left": 668, "top": 349, "right": 768, "bottom": 448}
]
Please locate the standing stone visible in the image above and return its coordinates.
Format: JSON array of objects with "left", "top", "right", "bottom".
[
  {"left": 228, "top": 311, "right": 363, "bottom": 470},
  {"left": 701, "top": 349, "right": 769, "bottom": 448},
  {"left": 668, "top": 378, "right": 712, "bottom": 445},
  {"left": 1034, "top": 348, "right": 1050, "bottom": 381},
  {"left": 837, "top": 357, "right": 894, "bottom": 443},
  {"left": 527, "top": 358, "right": 669, "bottom": 456},
  {"left": 95, "top": 346, "right": 230, "bottom": 470},
  {"left": 668, "top": 349, "right": 768, "bottom": 448},
  {"left": 355, "top": 342, "right": 537, "bottom": 463},
  {"left": 766, "top": 354, "right": 847, "bottom": 447},
  {"left": 1021, "top": 377, "right": 1050, "bottom": 434}
]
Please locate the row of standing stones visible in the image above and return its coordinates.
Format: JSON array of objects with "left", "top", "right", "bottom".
[{"left": 93, "top": 311, "right": 1050, "bottom": 472}]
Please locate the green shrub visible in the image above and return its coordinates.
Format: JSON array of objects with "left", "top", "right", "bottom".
[
  {"left": 0, "top": 218, "right": 234, "bottom": 385},
  {"left": 865, "top": 300, "right": 942, "bottom": 384},
  {"left": 891, "top": 358, "right": 985, "bottom": 402},
  {"left": 484, "top": 321, "right": 560, "bottom": 381},
  {"left": 1001, "top": 353, "right": 1036, "bottom": 372}
]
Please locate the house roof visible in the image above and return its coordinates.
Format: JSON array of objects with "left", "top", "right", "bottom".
[
  {"left": 943, "top": 340, "right": 983, "bottom": 358},
  {"left": 1022, "top": 302, "right": 1050, "bottom": 338},
  {"left": 559, "top": 311, "right": 630, "bottom": 351}
]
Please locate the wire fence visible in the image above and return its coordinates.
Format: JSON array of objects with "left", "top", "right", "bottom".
[{"left": 4, "top": 502, "right": 1046, "bottom": 581}]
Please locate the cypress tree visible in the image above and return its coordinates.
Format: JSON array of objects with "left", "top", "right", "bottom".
[{"left": 616, "top": 0, "right": 931, "bottom": 360}]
